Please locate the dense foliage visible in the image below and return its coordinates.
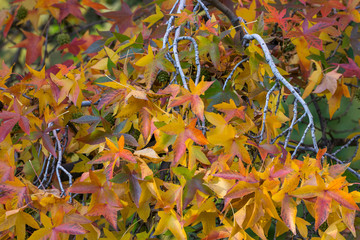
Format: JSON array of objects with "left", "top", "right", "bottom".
[{"left": 0, "top": 0, "right": 360, "bottom": 239}]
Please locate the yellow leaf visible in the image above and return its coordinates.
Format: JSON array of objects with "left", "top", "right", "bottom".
[
  {"left": 154, "top": 210, "right": 186, "bottom": 240},
  {"left": 134, "top": 148, "right": 160, "bottom": 159},
  {"left": 327, "top": 80, "right": 350, "bottom": 119},
  {"left": 303, "top": 60, "right": 322, "bottom": 99},
  {"left": 143, "top": 5, "right": 164, "bottom": 28},
  {"left": 296, "top": 217, "right": 310, "bottom": 238},
  {"left": 104, "top": 46, "right": 119, "bottom": 63},
  {"left": 135, "top": 45, "right": 154, "bottom": 67}
]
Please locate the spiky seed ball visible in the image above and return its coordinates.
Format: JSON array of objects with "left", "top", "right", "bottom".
[
  {"left": 200, "top": 69, "right": 211, "bottom": 81},
  {"left": 71, "top": 112, "right": 84, "bottom": 119},
  {"left": 156, "top": 71, "right": 170, "bottom": 83},
  {"left": 104, "top": 113, "right": 116, "bottom": 125},
  {"left": 16, "top": 6, "right": 28, "bottom": 20},
  {"left": 57, "top": 33, "right": 71, "bottom": 46}
]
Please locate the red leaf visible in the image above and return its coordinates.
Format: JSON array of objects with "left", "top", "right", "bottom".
[
  {"left": 53, "top": 0, "right": 85, "bottom": 22},
  {"left": 334, "top": 57, "right": 360, "bottom": 79},
  {"left": 314, "top": 193, "right": 332, "bottom": 230},
  {"left": 0, "top": 117, "right": 18, "bottom": 142},
  {"left": 68, "top": 182, "right": 100, "bottom": 194},
  {"left": 129, "top": 173, "right": 141, "bottom": 208},
  {"left": 12, "top": 30, "right": 45, "bottom": 65},
  {"left": 99, "top": 2, "right": 134, "bottom": 33},
  {"left": 87, "top": 203, "right": 120, "bottom": 230},
  {"left": 58, "top": 38, "right": 86, "bottom": 56},
  {"left": 213, "top": 171, "right": 258, "bottom": 183},
  {"left": 42, "top": 133, "right": 57, "bottom": 158},
  {"left": 53, "top": 223, "right": 88, "bottom": 235},
  {"left": 281, "top": 194, "right": 297, "bottom": 235}
]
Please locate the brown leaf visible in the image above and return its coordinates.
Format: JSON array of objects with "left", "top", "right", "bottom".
[{"left": 313, "top": 67, "right": 342, "bottom": 95}]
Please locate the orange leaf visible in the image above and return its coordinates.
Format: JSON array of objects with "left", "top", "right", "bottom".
[
  {"left": 281, "top": 194, "right": 297, "bottom": 234},
  {"left": 169, "top": 79, "right": 213, "bottom": 121},
  {"left": 314, "top": 193, "right": 332, "bottom": 230}
]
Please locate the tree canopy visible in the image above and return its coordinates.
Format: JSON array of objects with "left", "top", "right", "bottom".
[{"left": 0, "top": 0, "right": 360, "bottom": 239}]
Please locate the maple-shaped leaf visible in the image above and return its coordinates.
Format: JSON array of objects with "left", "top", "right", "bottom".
[
  {"left": 53, "top": 0, "right": 85, "bottom": 22},
  {"left": 182, "top": 173, "right": 211, "bottom": 208},
  {"left": 334, "top": 57, "right": 360, "bottom": 79},
  {"left": 0, "top": 177, "right": 29, "bottom": 207},
  {"left": 286, "top": 19, "right": 332, "bottom": 50},
  {"left": 88, "top": 136, "right": 136, "bottom": 179},
  {"left": 313, "top": 67, "right": 342, "bottom": 95},
  {"left": 290, "top": 173, "right": 360, "bottom": 230},
  {"left": 50, "top": 71, "right": 85, "bottom": 105},
  {"left": 247, "top": 140, "right": 280, "bottom": 161},
  {"left": 28, "top": 209, "right": 88, "bottom": 240},
  {"left": 111, "top": 166, "right": 142, "bottom": 207},
  {"left": 99, "top": 2, "right": 134, "bottom": 33},
  {"left": 135, "top": 46, "right": 175, "bottom": 90},
  {"left": 199, "top": 17, "right": 219, "bottom": 36},
  {"left": 159, "top": 117, "right": 208, "bottom": 165},
  {"left": 0, "top": 99, "right": 32, "bottom": 142},
  {"left": 0, "top": 205, "right": 39, "bottom": 240},
  {"left": 206, "top": 112, "right": 251, "bottom": 163},
  {"left": 327, "top": 80, "right": 350, "bottom": 119},
  {"left": 86, "top": 203, "right": 121, "bottom": 230},
  {"left": 27, "top": 121, "right": 58, "bottom": 157},
  {"left": 169, "top": 79, "right": 214, "bottom": 122},
  {"left": 213, "top": 99, "right": 246, "bottom": 122},
  {"left": 153, "top": 210, "right": 186, "bottom": 240},
  {"left": 335, "top": 0, "right": 360, "bottom": 30},
  {"left": 12, "top": 30, "right": 45, "bottom": 65},
  {"left": 69, "top": 170, "right": 124, "bottom": 229},
  {"left": 143, "top": 4, "right": 164, "bottom": 28},
  {"left": 57, "top": 38, "right": 86, "bottom": 56},
  {"left": 263, "top": 1, "right": 291, "bottom": 31},
  {"left": 172, "top": 10, "right": 195, "bottom": 25}
]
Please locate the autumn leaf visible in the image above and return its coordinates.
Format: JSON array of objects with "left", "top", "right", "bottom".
[
  {"left": 69, "top": 170, "right": 124, "bottom": 229},
  {"left": 12, "top": 30, "right": 45, "bottom": 65},
  {"left": 170, "top": 79, "right": 214, "bottom": 122},
  {"left": 143, "top": 5, "right": 164, "bottom": 28},
  {"left": 53, "top": 0, "right": 85, "bottom": 22},
  {"left": 213, "top": 99, "right": 246, "bottom": 122},
  {"left": 88, "top": 136, "right": 136, "bottom": 179},
  {"left": 333, "top": 57, "right": 360, "bottom": 79},
  {"left": 99, "top": 2, "right": 134, "bottom": 33},
  {"left": 290, "top": 173, "right": 360, "bottom": 230},
  {"left": 0, "top": 177, "right": 29, "bottom": 207},
  {"left": 28, "top": 210, "right": 87, "bottom": 240},
  {"left": 153, "top": 210, "right": 186, "bottom": 240},
  {"left": 82, "top": 0, "right": 107, "bottom": 10},
  {"left": 172, "top": 10, "right": 194, "bottom": 25},
  {"left": 263, "top": 1, "right": 291, "bottom": 31},
  {"left": 0, "top": 99, "right": 32, "bottom": 142},
  {"left": 0, "top": 206, "right": 39, "bottom": 240},
  {"left": 303, "top": 60, "right": 322, "bottom": 99},
  {"left": 199, "top": 18, "right": 219, "bottom": 36},
  {"left": 313, "top": 67, "right": 342, "bottom": 95},
  {"left": 159, "top": 117, "right": 208, "bottom": 165},
  {"left": 281, "top": 193, "right": 297, "bottom": 234},
  {"left": 326, "top": 80, "right": 350, "bottom": 119}
]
